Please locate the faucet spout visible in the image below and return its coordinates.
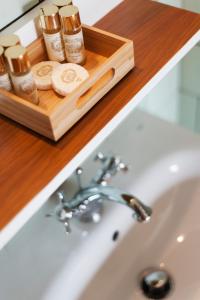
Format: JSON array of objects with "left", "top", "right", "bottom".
[
  {"left": 121, "top": 194, "right": 152, "bottom": 222},
  {"left": 66, "top": 185, "right": 152, "bottom": 223}
]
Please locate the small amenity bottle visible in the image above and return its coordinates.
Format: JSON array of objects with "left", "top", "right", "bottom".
[
  {"left": 59, "top": 5, "right": 86, "bottom": 65},
  {"left": 0, "top": 46, "right": 12, "bottom": 91},
  {"left": 52, "top": 0, "right": 73, "bottom": 8},
  {"left": 40, "top": 4, "right": 65, "bottom": 62},
  {"left": 5, "top": 45, "right": 39, "bottom": 105}
]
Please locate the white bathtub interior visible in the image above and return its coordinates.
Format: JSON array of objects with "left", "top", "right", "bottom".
[
  {"left": 1, "top": 107, "right": 200, "bottom": 300},
  {"left": 79, "top": 174, "right": 200, "bottom": 300}
]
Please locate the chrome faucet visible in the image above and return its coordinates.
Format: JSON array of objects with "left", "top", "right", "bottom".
[{"left": 48, "top": 152, "right": 152, "bottom": 234}]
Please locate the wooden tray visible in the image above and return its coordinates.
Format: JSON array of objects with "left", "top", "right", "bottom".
[{"left": 0, "top": 24, "right": 134, "bottom": 141}]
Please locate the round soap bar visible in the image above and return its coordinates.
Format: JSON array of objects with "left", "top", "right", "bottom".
[
  {"left": 32, "top": 61, "right": 60, "bottom": 90},
  {"left": 51, "top": 63, "right": 89, "bottom": 96}
]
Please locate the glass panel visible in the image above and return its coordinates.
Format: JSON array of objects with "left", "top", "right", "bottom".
[
  {"left": 139, "top": 0, "right": 200, "bottom": 134},
  {"left": 139, "top": 43, "right": 200, "bottom": 134},
  {"left": 158, "top": 0, "right": 200, "bottom": 13},
  {"left": 158, "top": 0, "right": 182, "bottom": 8}
]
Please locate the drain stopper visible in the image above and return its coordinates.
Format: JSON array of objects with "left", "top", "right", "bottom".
[{"left": 140, "top": 268, "right": 173, "bottom": 299}]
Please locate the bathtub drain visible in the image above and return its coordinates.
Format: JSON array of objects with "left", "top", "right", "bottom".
[{"left": 139, "top": 268, "right": 173, "bottom": 299}]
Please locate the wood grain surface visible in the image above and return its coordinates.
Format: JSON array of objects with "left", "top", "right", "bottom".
[{"left": 1, "top": 0, "right": 200, "bottom": 230}]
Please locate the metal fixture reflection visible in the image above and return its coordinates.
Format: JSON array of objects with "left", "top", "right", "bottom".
[
  {"left": 48, "top": 152, "right": 152, "bottom": 234},
  {"left": 140, "top": 268, "right": 173, "bottom": 299}
]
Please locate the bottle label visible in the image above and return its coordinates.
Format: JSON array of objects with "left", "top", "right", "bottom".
[
  {"left": 0, "top": 73, "right": 12, "bottom": 91},
  {"left": 63, "top": 30, "right": 85, "bottom": 64},
  {"left": 44, "top": 32, "right": 65, "bottom": 62},
  {"left": 11, "top": 72, "right": 38, "bottom": 104}
]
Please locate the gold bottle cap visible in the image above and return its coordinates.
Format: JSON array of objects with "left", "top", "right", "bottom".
[
  {"left": 0, "top": 46, "right": 6, "bottom": 74},
  {"left": 40, "top": 4, "right": 61, "bottom": 32},
  {"left": 0, "top": 34, "right": 20, "bottom": 49},
  {"left": 5, "top": 45, "right": 31, "bottom": 74},
  {"left": 52, "top": 0, "right": 72, "bottom": 8},
  {"left": 59, "top": 5, "right": 81, "bottom": 33}
]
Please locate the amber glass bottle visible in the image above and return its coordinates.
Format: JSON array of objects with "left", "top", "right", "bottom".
[
  {"left": 5, "top": 45, "right": 39, "bottom": 105},
  {"left": 59, "top": 5, "right": 86, "bottom": 65},
  {"left": 40, "top": 4, "right": 65, "bottom": 62},
  {"left": 0, "top": 46, "right": 12, "bottom": 91}
]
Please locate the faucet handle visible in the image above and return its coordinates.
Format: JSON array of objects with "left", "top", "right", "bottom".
[
  {"left": 57, "top": 190, "right": 65, "bottom": 204},
  {"left": 109, "top": 156, "right": 129, "bottom": 175},
  {"left": 95, "top": 152, "right": 129, "bottom": 173},
  {"left": 117, "top": 161, "right": 129, "bottom": 173},
  {"left": 46, "top": 204, "right": 73, "bottom": 235},
  {"left": 46, "top": 191, "right": 73, "bottom": 235},
  {"left": 76, "top": 167, "right": 83, "bottom": 190},
  {"left": 94, "top": 152, "right": 129, "bottom": 184},
  {"left": 94, "top": 152, "right": 107, "bottom": 163},
  {"left": 56, "top": 206, "right": 72, "bottom": 234}
]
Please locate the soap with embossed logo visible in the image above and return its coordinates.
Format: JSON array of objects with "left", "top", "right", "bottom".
[
  {"left": 51, "top": 63, "right": 89, "bottom": 96},
  {"left": 32, "top": 61, "right": 60, "bottom": 90}
]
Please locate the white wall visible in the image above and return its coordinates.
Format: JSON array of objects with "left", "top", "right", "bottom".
[
  {"left": 0, "top": 0, "right": 40, "bottom": 30},
  {"left": 1, "top": 0, "right": 119, "bottom": 30},
  {"left": 73, "top": 0, "right": 122, "bottom": 26}
]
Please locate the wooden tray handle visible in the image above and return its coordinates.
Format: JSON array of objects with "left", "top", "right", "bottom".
[{"left": 76, "top": 68, "right": 115, "bottom": 109}]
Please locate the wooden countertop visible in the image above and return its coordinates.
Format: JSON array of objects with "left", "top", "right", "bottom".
[{"left": 1, "top": 0, "right": 200, "bottom": 232}]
